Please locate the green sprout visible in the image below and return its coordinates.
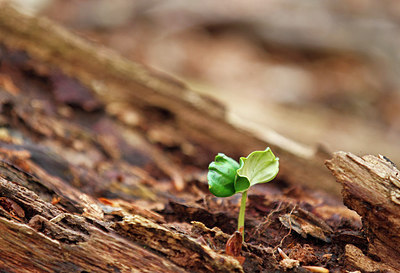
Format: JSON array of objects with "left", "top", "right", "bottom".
[{"left": 207, "top": 148, "right": 279, "bottom": 240}]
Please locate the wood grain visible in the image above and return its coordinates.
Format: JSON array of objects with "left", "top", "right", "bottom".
[{"left": 326, "top": 152, "right": 400, "bottom": 272}]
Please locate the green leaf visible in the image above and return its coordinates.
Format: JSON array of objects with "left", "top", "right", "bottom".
[
  {"left": 207, "top": 153, "right": 240, "bottom": 197},
  {"left": 235, "top": 148, "right": 279, "bottom": 192},
  {"left": 234, "top": 175, "right": 250, "bottom": 193}
]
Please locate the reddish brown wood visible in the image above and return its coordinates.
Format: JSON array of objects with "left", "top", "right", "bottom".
[{"left": 326, "top": 152, "right": 400, "bottom": 272}]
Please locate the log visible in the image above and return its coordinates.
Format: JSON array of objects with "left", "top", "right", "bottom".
[
  {"left": 0, "top": 3, "right": 247, "bottom": 271},
  {"left": 0, "top": 172, "right": 187, "bottom": 273},
  {"left": 0, "top": 141, "right": 243, "bottom": 272},
  {"left": 0, "top": 2, "right": 339, "bottom": 195},
  {"left": 0, "top": 3, "right": 374, "bottom": 272},
  {"left": 0, "top": 185, "right": 241, "bottom": 273},
  {"left": 326, "top": 152, "right": 400, "bottom": 272}
]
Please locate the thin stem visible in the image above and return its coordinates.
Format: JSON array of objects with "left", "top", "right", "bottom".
[{"left": 238, "top": 190, "right": 248, "bottom": 241}]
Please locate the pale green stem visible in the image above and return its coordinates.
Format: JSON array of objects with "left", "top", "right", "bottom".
[{"left": 238, "top": 190, "right": 248, "bottom": 241}]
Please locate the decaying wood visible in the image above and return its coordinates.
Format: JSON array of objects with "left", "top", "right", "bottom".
[
  {"left": 0, "top": 157, "right": 245, "bottom": 273},
  {"left": 326, "top": 152, "right": 400, "bottom": 272},
  {"left": 0, "top": 4, "right": 252, "bottom": 270},
  {"left": 0, "top": 3, "right": 385, "bottom": 273},
  {"left": 113, "top": 215, "right": 243, "bottom": 273},
  {"left": 0, "top": 3, "right": 339, "bottom": 195},
  {"left": 344, "top": 244, "right": 393, "bottom": 273},
  {"left": 0, "top": 175, "right": 187, "bottom": 273}
]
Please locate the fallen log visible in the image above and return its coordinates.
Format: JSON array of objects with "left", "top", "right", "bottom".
[
  {"left": 0, "top": 3, "right": 338, "bottom": 195},
  {"left": 0, "top": 173, "right": 188, "bottom": 273},
  {"left": 0, "top": 3, "right": 373, "bottom": 273},
  {"left": 326, "top": 152, "right": 400, "bottom": 272}
]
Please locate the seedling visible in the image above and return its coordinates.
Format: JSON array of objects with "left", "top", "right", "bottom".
[{"left": 207, "top": 148, "right": 279, "bottom": 240}]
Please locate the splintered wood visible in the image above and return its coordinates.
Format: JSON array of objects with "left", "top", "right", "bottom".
[
  {"left": 326, "top": 152, "right": 400, "bottom": 272},
  {"left": 113, "top": 215, "right": 243, "bottom": 273}
]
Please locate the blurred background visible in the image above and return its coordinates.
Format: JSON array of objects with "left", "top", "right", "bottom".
[{"left": 12, "top": 0, "right": 400, "bottom": 162}]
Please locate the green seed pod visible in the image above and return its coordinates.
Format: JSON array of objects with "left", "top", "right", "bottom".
[{"left": 207, "top": 153, "right": 240, "bottom": 197}]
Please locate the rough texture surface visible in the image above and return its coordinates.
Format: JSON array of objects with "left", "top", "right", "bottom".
[
  {"left": 0, "top": 176, "right": 187, "bottom": 273},
  {"left": 1, "top": 3, "right": 398, "bottom": 273},
  {"left": 0, "top": 3, "right": 338, "bottom": 196},
  {"left": 326, "top": 152, "right": 400, "bottom": 272}
]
